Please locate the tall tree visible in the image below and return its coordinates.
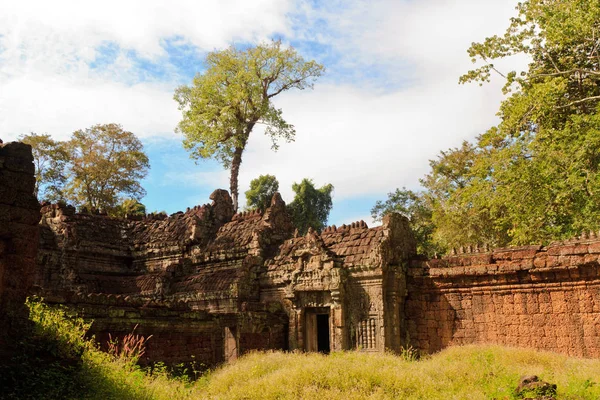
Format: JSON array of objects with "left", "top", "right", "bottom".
[
  {"left": 450, "top": 0, "right": 600, "bottom": 245},
  {"left": 174, "top": 40, "right": 324, "bottom": 211},
  {"left": 18, "top": 133, "right": 69, "bottom": 202},
  {"left": 287, "top": 179, "right": 333, "bottom": 235},
  {"left": 245, "top": 174, "right": 279, "bottom": 212},
  {"left": 64, "top": 124, "right": 149, "bottom": 213}
]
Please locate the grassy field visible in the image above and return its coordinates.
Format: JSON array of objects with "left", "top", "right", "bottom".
[
  {"left": 193, "top": 347, "right": 600, "bottom": 399},
  {"left": 2, "top": 300, "right": 600, "bottom": 399}
]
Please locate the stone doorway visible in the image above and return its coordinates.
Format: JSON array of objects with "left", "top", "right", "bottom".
[{"left": 305, "top": 308, "right": 330, "bottom": 354}]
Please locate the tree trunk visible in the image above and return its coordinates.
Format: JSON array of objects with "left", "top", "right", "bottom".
[{"left": 230, "top": 146, "right": 244, "bottom": 212}]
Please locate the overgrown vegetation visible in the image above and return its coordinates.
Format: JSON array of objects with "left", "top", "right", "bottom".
[
  {"left": 20, "top": 124, "right": 149, "bottom": 215},
  {"left": 0, "top": 298, "right": 192, "bottom": 400},
  {"left": 375, "top": 0, "right": 600, "bottom": 253},
  {"left": 2, "top": 298, "right": 600, "bottom": 399},
  {"left": 246, "top": 174, "right": 334, "bottom": 235},
  {"left": 245, "top": 174, "right": 280, "bottom": 212}
]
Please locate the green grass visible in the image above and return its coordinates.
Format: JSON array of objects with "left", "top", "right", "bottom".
[
  {"left": 2, "top": 299, "right": 600, "bottom": 399},
  {"left": 197, "top": 347, "right": 599, "bottom": 400}
]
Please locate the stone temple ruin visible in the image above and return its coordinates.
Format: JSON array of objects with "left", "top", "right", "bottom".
[
  {"left": 35, "top": 189, "right": 416, "bottom": 365},
  {"left": 4, "top": 142, "right": 600, "bottom": 367}
]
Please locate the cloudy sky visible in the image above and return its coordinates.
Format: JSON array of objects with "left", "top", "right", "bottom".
[{"left": 0, "top": 0, "right": 524, "bottom": 225}]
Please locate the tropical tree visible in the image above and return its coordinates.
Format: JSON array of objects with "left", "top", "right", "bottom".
[
  {"left": 455, "top": 0, "right": 600, "bottom": 245},
  {"left": 64, "top": 124, "right": 149, "bottom": 213},
  {"left": 174, "top": 40, "right": 324, "bottom": 211},
  {"left": 245, "top": 174, "right": 279, "bottom": 212},
  {"left": 19, "top": 132, "right": 69, "bottom": 201},
  {"left": 287, "top": 179, "right": 333, "bottom": 235},
  {"left": 420, "top": 141, "right": 511, "bottom": 250}
]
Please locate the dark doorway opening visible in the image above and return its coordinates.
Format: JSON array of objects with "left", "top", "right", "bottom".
[{"left": 316, "top": 314, "right": 330, "bottom": 353}]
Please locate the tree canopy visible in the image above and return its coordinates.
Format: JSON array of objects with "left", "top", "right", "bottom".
[
  {"left": 376, "top": 0, "right": 600, "bottom": 253},
  {"left": 245, "top": 174, "right": 279, "bottom": 212},
  {"left": 174, "top": 40, "right": 324, "bottom": 211},
  {"left": 64, "top": 124, "right": 149, "bottom": 213},
  {"left": 19, "top": 132, "right": 68, "bottom": 202},
  {"left": 455, "top": 0, "right": 600, "bottom": 245},
  {"left": 114, "top": 198, "right": 147, "bottom": 218},
  {"left": 288, "top": 179, "right": 333, "bottom": 235}
]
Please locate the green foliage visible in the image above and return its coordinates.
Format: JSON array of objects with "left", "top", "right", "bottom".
[
  {"left": 371, "top": 188, "right": 442, "bottom": 257},
  {"left": 245, "top": 174, "right": 279, "bottom": 212},
  {"left": 0, "top": 298, "right": 200, "bottom": 399},
  {"left": 18, "top": 126, "right": 149, "bottom": 216},
  {"left": 114, "top": 198, "right": 147, "bottom": 218},
  {"left": 19, "top": 132, "right": 69, "bottom": 202},
  {"left": 0, "top": 298, "right": 90, "bottom": 399},
  {"left": 416, "top": 0, "right": 600, "bottom": 249},
  {"left": 65, "top": 123, "right": 150, "bottom": 214},
  {"left": 287, "top": 178, "right": 333, "bottom": 235},
  {"left": 420, "top": 141, "right": 510, "bottom": 250},
  {"left": 174, "top": 40, "right": 324, "bottom": 211},
  {"left": 27, "top": 297, "right": 93, "bottom": 357}
]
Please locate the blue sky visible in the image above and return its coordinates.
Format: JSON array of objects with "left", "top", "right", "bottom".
[{"left": 0, "top": 0, "right": 525, "bottom": 225}]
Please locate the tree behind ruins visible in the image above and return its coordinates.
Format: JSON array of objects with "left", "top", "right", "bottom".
[
  {"left": 245, "top": 174, "right": 280, "bottom": 212},
  {"left": 18, "top": 132, "right": 69, "bottom": 202},
  {"left": 288, "top": 179, "right": 333, "bottom": 235},
  {"left": 64, "top": 123, "right": 149, "bottom": 213},
  {"left": 377, "top": 0, "right": 600, "bottom": 252},
  {"left": 174, "top": 40, "right": 324, "bottom": 211}
]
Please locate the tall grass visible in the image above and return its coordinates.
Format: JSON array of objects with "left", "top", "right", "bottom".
[
  {"left": 2, "top": 298, "right": 600, "bottom": 399},
  {"left": 197, "top": 347, "right": 600, "bottom": 400},
  {"left": 1, "top": 298, "right": 194, "bottom": 400}
]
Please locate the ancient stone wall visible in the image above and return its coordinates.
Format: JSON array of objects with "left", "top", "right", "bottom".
[
  {"left": 10, "top": 132, "right": 600, "bottom": 364},
  {"left": 35, "top": 191, "right": 294, "bottom": 366},
  {"left": 406, "top": 239, "right": 600, "bottom": 357},
  {"left": 35, "top": 178, "right": 600, "bottom": 362},
  {"left": 0, "top": 142, "right": 40, "bottom": 354},
  {"left": 36, "top": 190, "right": 417, "bottom": 364}
]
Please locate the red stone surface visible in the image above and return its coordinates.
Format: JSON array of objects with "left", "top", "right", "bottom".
[{"left": 407, "top": 239, "right": 600, "bottom": 357}]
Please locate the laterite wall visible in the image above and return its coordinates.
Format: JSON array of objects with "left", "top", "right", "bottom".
[{"left": 406, "top": 242, "right": 600, "bottom": 357}]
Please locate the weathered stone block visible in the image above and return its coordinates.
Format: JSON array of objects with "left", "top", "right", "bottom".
[
  {"left": 0, "top": 155, "right": 35, "bottom": 175},
  {"left": 587, "top": 241, "right": 600, "bottom": 254}
]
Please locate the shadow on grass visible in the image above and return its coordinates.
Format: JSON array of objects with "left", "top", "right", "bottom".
[
  {"left": 0, "top": 333, "right": 150, "bottom": 400},
  {"left": 0, "top": 298, "right": 161, "bottom": 400}
]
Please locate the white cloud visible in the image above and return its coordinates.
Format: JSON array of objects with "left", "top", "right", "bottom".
[
  {"left": 237, "top": 76, "right": 507, "bottom": 201},
  {"left": 0, "top": 0, "right": 529, "bottom": 217},
  {"left": 234, "top": 0, "right": 528, "bottom": 202},
  {"left": 0, "top": 0, "right": 293, "bottom": 139},
  {"left": 1, "top": 0, "right": 292, "bottom": 60},
  {"left": 0, "top": 76, "right": 179, "bottom": 140}
]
